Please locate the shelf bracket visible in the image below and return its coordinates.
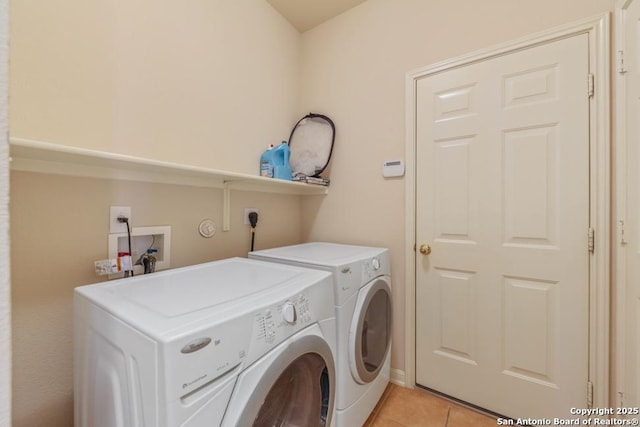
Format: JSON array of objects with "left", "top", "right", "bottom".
[{"left": 223, "top": 181, "right": 231, "bottom": 231}]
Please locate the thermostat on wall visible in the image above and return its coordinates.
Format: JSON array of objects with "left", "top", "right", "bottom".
[{"left": 382, "top": 160, "right": 405, "bottom": 178}]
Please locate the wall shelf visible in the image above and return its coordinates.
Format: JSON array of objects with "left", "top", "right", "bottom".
[{"left": 10, "top": 138, "right": 328, "bottom": 230}]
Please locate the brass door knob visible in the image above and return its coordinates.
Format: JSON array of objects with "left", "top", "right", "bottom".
[{"left": 419, "top": 244, "right": 431, "bottom": 255}]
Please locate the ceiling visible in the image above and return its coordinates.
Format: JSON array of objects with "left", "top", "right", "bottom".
[{"left": 267, "top": 0, "right": 368, "bottom": 33}]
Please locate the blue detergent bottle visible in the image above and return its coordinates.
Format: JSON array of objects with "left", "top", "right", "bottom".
[
  {"left": 260, "top": 144, "right": 275, "bottom": 178},
  {"left": 272, "top": 141, "right": 292, "bottom": 181}
]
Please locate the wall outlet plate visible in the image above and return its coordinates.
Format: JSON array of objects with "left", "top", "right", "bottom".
[{"left": 110, "top": 206, "right": 131, "bottom": 234}]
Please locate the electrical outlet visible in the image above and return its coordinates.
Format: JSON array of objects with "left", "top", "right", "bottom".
[
  {"left": 244, "top": 208, "right": 258, "bottom": 225},
  {"left": 110, "top": 206, "right": 132, "bottom": 234}
]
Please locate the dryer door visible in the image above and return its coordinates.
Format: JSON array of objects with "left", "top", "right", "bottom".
[
  {"left": 349, "top": 276, "right": 392, "bottom": 384},
  {"left": 225, "top": 331, "right": 335, "bottom": 427}
]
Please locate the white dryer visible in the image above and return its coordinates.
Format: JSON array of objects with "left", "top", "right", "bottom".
[
  {"left": 250, "top": 242, "right": 392, "bottom": 427},
  {"left": 74, "top": 257, "right": 336, "bottom": 427}
]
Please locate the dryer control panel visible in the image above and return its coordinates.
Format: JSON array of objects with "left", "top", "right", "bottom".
[
  {"left": 334, "top": 255, "right": 391, "bottom": 306},
  {"left": 363, "top": 256, "right": 384, "bottom": 280}
]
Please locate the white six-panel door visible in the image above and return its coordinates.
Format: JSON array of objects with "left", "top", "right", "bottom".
[
  {"left": 415, "top": 34, "right": 590, "bottom": 418},
  {"left": 618, "top": 0, "right": 640, "bottom": 410}
]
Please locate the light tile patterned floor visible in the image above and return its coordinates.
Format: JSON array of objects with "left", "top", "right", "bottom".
[{"left": 363, "top": 384, "right": 497, "bottom": 427}]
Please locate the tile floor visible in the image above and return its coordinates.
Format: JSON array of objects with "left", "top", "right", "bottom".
[{"left": 363, "top": 383, "right": 498, "bottom": 427}]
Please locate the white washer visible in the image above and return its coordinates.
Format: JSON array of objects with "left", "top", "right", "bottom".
[
  {"left": 250, "top": 242, "right": 392, "bottom": 427},
  {"left": 74, "top": 257, "right": 336, "bottom": 427}
]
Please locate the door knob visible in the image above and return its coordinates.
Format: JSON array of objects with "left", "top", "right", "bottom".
[{"left": 419, "top": 244, "right": 431, "bottom": 255}]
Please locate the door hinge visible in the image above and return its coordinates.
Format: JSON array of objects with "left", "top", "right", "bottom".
[
  {"left": 588, "top": 228, "right": 595, "bottom": 254},
  {"left": 587, "top": 381, "right": 594, "bottom": 408},
  {"left": 588, "top": 73, "right": 595, "bottom": 98},
  {"left": 618, "top": 50, "right": 628, "bottom": 74},
  {"left": 619, "top": 220, "right": 629, "bottom": 246}
]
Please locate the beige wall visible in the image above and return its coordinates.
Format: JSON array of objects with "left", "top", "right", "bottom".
[
  {"left": 9, "top": 0, "right": 300, "bottom": 174},
  {"left": 9, "top": 2, "right": 304, "bottom": 425},
  {"left": 10, "top": 171, "right": 303, "bottom": 427},
  {"left": 299, "top": 0, "right": 615, "bottom": 372}
]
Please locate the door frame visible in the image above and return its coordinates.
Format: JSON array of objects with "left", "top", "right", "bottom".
[
  {"left": 404, "top": 14, "right": 611, "bottom": 409},
  {"left": 614, "top": 0, "right": 635, "bottom": 408}
]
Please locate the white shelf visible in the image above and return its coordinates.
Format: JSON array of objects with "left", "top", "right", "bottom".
[
  {"left": 9, "top": 138, "right": 328, "bottom": 195},
  {"left": 10, "top": 138, "right": 328, "bottom": 230}
]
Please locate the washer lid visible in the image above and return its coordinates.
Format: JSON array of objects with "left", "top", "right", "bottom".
[
  {"left": 250, "top": 242, "right": 386, "bottom": 267},
  {"left": 75, "top": 258, "right": 330, "bottom": 338},
  {"left": 112, "top": 259, "right": 301, "bottom": 316}
]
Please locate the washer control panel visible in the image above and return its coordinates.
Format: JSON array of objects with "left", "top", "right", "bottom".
[
  {"left": 245, "top": 278, "right": 332, "bottom": 367},
  {"left": 282, "top": 302, "right": 297, "bottom": 324},
  {"left": 253, "top": 292, "right": 313, "bottom": 344},
  {"left": 255, "top": 308, "right": 277, "bottom": 344}
]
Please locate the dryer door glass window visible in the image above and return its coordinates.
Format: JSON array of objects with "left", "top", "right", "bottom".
[
  {"left": 253, "top": 353, "right": 331, "bottom": 427},
  {"left": 354, "top": 278, "right": 392, "bottom": 384}
]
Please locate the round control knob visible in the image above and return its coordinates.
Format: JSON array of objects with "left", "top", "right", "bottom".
[
  {"left": 372, "top": 258, "right": 380, "bottom": 270},
  {"left": 282, "top": 302, "right": 297, "bottom": 324}
]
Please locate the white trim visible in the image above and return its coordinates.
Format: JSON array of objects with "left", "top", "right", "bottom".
[
  {"left": 390, "top": 368, "right": 406, "bottom": 387},
  {"left": 404, "top": 71, "right": 417, "bottom": 390},
  {"left": 614, "top": 0, "right": 632, "bottom": 408},
  {"left": 404, "top": 73, "right": 418, "bottom": 388},
  {"left": 588, "top": 13, "right": 611, "bottom": 410},
  {"left": 405, "top": 14, "right": 611, "bottom": 408}
]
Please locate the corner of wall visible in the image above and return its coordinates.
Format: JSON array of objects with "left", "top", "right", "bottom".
[{"left": 0, "top": 0, "right": 11, "bottom": 424}]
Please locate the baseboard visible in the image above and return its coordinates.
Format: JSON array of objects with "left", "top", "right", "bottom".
[{"left": 390, "top": 368, "right": 406, "bottom": 387}]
